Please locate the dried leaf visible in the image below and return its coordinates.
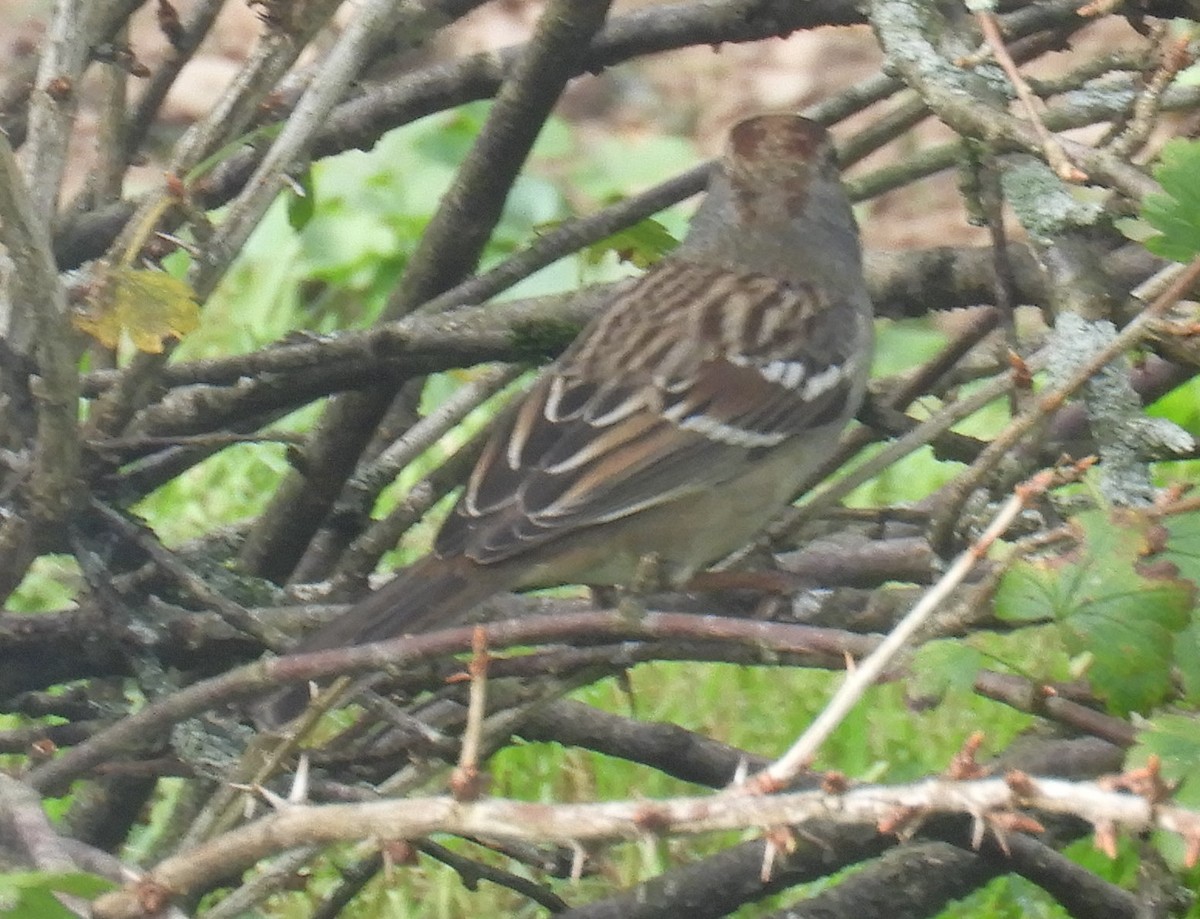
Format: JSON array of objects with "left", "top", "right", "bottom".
[{"left": 75, "top": 265, "right": 199, "bottom": 353}]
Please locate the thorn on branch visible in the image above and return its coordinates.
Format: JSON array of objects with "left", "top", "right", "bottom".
[
  {"left": 449, "top": 765, "right": 488, "bottom": 803},
  {"left": 821, "top": 771, "right": 849, "bottom": 794},
  {"left": 570, "top": 842, "right": 587, "bottom": 882},
  {"left": 1094, "top": 819, "right": 1119, "bottom": 858},
  {"left": 289, "top": 752, "right": 311, "bottom": 805},
  {"left": 134, "top": 878, "right": 174, "bottom": 916},
  {"left": 878, "top": 804, "right": 925, "bottom": 839},
  {"left": 1185, "top": 829, "right": 1200, "bottom": 869},
  {"left": 985, "top": 810, "right": 1046, "bottom": 855},
  {"left": 1099, "top": 754, "right": 1173, "bottom": 805},
  {"left": 743, "top": 770, "right": 788, "bottom": 795},
  {"left": 1004, "top": 769, "right": 1039, "bottom": 800},
  {"left": 92, "top": 43, "right": 151, "bottom": 78},
  {"left": 44, "top": 76, "right": 73, "bottom": 102},
  {"left": 29, "top": 737, "right": 57, "bottom": 763},
  {"left": 947, "top": 731, "right": 989, "bottom": 780},
  {"left": 631, "top": 805, "right": 673, "bottom": 834},
  {"left": 760, "top": 827, "right": 797, "bottom": 882},
  {"left": 164, "top": 172, "right": 187, "bottom": 201},
  {"left": 451, "top": 626, "right": 491, "bottom": 802},
  {"left": 382, "top": 839, "right": 420, "bottom": 871},
  {"left": 1007, "top": 350, "right": 1032, "bottom": 389}
]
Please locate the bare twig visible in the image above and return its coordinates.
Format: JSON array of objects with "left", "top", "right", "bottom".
[
  {"left": 25, "top": 612, "right": 879, "bottom": 795},
  {"left": 871, "top": 0, "right": 1158, "bottom": 199},
  {"left": 238, "top": 0, "right": 615, "bottom": 585},
  {"left": 200, "top": 0, "right": 465, "bottom": 294},
  {"left": 973, "top": 11, "right": 1086, "bottom": 182},
  {"left": 451, "top": 626, "right": 490, "bottom": 800},
  {"left": 930, "top": 252, "right": 1200, "bottom": 552},
  {"left": 83, "top": 0, "right": 345, "bottom": 441},
  {"left": 89, "top": 772, "right": 1200, "bottom": 919},
  {"left": 1108, "top": 31, "right": 1193, "bottom": 158},
  {"left": 0, "top": 129, "right": 82, "bottom": 600},
  {"left": 740, "top": 463, "right": 1077, "bottom": 794},
  {"left": 19, "top": 0, "right": 91, "bottom": 222}
]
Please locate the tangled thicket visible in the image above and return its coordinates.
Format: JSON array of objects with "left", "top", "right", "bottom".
[{"left": 2, "top": 2, "right": 1200, "bottom": 918}]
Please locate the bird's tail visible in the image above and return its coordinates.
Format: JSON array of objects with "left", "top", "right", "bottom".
[{"left": 254, "top": 555, "right": 504, "bottom": 727}]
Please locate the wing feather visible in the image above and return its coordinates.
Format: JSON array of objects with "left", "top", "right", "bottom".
[{"left": 435, "top": 258, "right": 867, "bottom": 565}]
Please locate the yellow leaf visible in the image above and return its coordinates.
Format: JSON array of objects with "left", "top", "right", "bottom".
[{"left": 74, "top": 266, "right": 200, "bottom": 353}]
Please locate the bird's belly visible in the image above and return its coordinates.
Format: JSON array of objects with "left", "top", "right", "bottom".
[{"left": 514, "top": 439, "right": 818, "bottom": 589}]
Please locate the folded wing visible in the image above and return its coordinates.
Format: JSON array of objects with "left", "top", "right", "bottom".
[{"left": 435, "top": 258, "right": 867, "bottom": 565}]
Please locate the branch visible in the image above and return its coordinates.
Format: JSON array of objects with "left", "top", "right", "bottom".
[
  {"left": 89, "top": 772, "right": 1200, "bottom": 919},
  {"left": 25, "top": 611, "right": 878, "bottom": 794},
  {"left": 0, "top": 128, "right": 82, "bottom": 601},
  {"left": 238, "top": 0, "right": 616, "bottom": 583},
  {"left": 929, "top": 252, "right": 1200, "bottom": 552},
  {"left": 18, "top": 0, "right": 96, "bottom": 222},
  {"left": 741, "top": 464, "right": 1076, "bottom": 794},
  {"left": 761, "top": 841, "right": 1000, "bottom": 919},
  {"left": 82, "top": 0, "right": 347, "bottom": 442},
  {"left": 870, "top": 0, "right": 1159, "bottom": 198},
  {"left": 196, "top": 0, "right": 482, "bottom": 296},
  {"left": 519, "top": 698, "right": 771, "bottom": 789}
]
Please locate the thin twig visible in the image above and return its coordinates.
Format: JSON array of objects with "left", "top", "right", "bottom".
[
  {"left": 930, "top": 251, "right": 1200, "bottom": 552},
  {"left": 25, "top": 612, "right": 880, "bottom": 794},
  {"left": 1108, "top": 31, "right": 1193, "bottom": 159},
  {"left": 19, "top": 0, "right": 90, "bottom": 222},
  {"left": 973, "top": 10, "right": 1086, "bottom": 182},
  {"left": 345, "top": 364, "right": 520, "bottom": 501},
  {"left": 452, "top": 626, "right": 490, "bottom": 800},
  {"left": 201, "top": 0, "right": 449, "bottom": 292},
  {"left": 740, "top": 463, "right": 1078, "bottom": 794}
]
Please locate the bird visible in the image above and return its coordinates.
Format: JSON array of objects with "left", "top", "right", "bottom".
[{"left": 257, "top": 113, "right": 874, "bottom": 727}]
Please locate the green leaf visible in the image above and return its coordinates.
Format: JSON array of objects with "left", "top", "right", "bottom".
[
  {"left": 1160, "top": 509, "right": 1200, "bottom": 582},
  {"left": 286, "top": 167, "right": 316, "bottom": 232},
  {"left": 1115, "top": 215, "right": 1157, "bottom": 245},
  {"left": 582, "top": 214, "right": 679, "bottom": 270},
  {"left": 0, "top": 871, "right": 115, "bottom": 919},
  {"left": 0, "top": 870, "right": 114, "bottom": 897},
  {"left": 993, "top": 557, "right": 1063, "bottom": 624},
  {"left": 1159, "top": 511, "right": 1200, "bottom": 704},
  {"left": 1132, "top": 713, "right": 1200, "bottom": 805},
  {"left": 4, "top": 887, "right": 74, "bottom": 919},
  {"left": 1141, "top": 138, "right": 1200, "bottom": 262},
  {"left": 995, "top": 509, "right": 1194, "bottom": 715},
  {"left": 298, "top": 209, "right": 396, "bottom": 286},
  {"left": 1175, "top": 620, "right": 1200, "bottom": 706},
  {"left": 910, "top": 640, "right": 984, "bottom": 699},
  {"left": 412, "top": 103, "right": 488, "bottom": 165}
]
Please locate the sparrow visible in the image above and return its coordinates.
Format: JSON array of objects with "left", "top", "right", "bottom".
[{"left": 258, "top": 113, "right": 873, "bottom": 726}]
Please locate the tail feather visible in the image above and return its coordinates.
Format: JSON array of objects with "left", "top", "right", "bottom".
[{"left": 254, "top": 555, "right": 504, "bottom": 727}]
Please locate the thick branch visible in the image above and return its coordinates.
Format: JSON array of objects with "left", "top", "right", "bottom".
[{"left": 90, "top": 774, "right": 1200, "bottom": 919}]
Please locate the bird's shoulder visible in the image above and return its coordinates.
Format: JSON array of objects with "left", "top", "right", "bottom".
[{"left": 559, "top": 256, "right": 861, "bottom": 390}]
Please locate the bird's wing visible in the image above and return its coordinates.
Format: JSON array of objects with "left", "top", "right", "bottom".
[{"left": 435, "top": 258, "right": 868, "bottom": 565}]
